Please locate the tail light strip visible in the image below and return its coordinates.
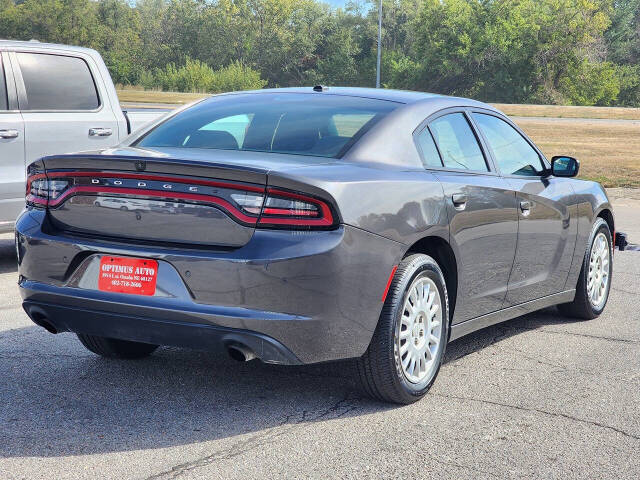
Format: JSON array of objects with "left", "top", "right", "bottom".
[
  {"left": 26, "top": 171, "right": 336, "bottom": 229},
  {"left": 50, "top": 186, "right": 260, "bottom": 224},
  {"left": 26, "top": 170, "right": 265, "bottom": 194}
]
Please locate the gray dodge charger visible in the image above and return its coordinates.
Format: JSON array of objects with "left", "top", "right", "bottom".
[{"left": 16, "top": 87, "right": 619, "bottom": 404}]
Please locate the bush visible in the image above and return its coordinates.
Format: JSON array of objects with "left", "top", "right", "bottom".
[
  {"left": 141, "top": 58, "right": 267, "bottom": 93},
  {"left": 208, "top": 61, "right": 268, "bottom": 93}
]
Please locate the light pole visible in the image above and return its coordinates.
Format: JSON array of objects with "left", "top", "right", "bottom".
[{"left": 376, "top": 0, "right": 382, "bottom": 88}]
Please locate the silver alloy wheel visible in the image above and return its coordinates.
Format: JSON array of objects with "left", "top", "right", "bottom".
[
  {"left": 588, "top": 232, "right": 610, "bottom": 309},
  {"left": 396, "top": 276, "right": 443, "bottom": 384}
]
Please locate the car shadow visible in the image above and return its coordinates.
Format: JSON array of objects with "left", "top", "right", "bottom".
[{"left": 0, "top": 308, "right": 587, "bottom": 459}]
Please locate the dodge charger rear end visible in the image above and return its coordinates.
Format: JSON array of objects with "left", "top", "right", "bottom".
[{"left": 16, "top": 88, "right": 615, "bottom": 404}]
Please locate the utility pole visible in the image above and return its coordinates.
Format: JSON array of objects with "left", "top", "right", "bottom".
[{"left": 376, "top": 0, "right": 382, "bottom": 88}]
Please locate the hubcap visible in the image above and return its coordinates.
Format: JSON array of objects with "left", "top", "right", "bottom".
[
  {"left": 588, "top": 232, "right": 610, "bottom": 309},
  {"left": 396, "top": 276, "right": 443, "bottom": 384}
]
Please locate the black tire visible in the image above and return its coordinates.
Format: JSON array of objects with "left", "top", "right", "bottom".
[
  {"left": 355, "top": 254, "right": 449, "bottom": 404},
  {"left": 558, "top": 218, "right": 613, "bottom": 320},
  {"left": 120, "top": 206, "right": 128, "bottom": 211},
  {"left": 77, "top": 334, "right": 158, "bottom": 359}
]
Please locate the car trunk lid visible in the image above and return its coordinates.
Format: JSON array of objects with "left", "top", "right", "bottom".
[{"left": 36, "top": 153, "right": 269, "bottom": 248}]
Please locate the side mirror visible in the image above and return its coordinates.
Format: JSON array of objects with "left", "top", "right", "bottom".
[{"left": 551, "top": 156, "right": 580, "bottom": 178}]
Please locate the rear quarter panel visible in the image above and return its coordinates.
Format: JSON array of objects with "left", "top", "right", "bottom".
[
  {"left": 564, "top": 179, "right": 613, "bottom": 290},
  {"left": 266, "top": 162, "right": 449, "bottom": 247}
]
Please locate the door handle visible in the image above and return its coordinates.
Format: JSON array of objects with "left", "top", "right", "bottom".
[
  {"left": 89, "top": 127, "right": 113, "bottom": 137},
  {"left": 519, "top": 200, "right": 531, "bottom": 216},
  {"left": 452, "top": 193, "right": 468, "bottom": 211},
  {"left": 0, "top": 129, "right": 19, "bottom": 139}
]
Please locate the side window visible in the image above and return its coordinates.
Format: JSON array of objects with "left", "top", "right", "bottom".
[
  {"left": 472, "top": 113, "right": 545, "bottom": 176},
  {"left": 415, "top": 127, "right": 443, "bottom": 168},
  {"left": 0, "top": 56, "right": 8, "bottom": 111},
  {"left": 16, "top": 53, "right": 100, "bottom": 111},
  {"left": 429, "top": 113, "right": 488, "bottom": 172}
]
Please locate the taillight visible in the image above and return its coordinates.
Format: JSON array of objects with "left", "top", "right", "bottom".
[
  {"left": 26, "top": 173, "right": 70, "bottom": 207},
  {"left": 230, "top": 192, "right": 264, "bottom": 215},
  {"left": 25, "top": 170, "right": 337, "bottom": 230},
  {"left": 257, "top": 189, "right": 335, "bottom": 228}
]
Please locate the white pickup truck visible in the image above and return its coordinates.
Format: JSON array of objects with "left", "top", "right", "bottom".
[{"left": 0, "top": 40, "right": 168, "bottom": 232}]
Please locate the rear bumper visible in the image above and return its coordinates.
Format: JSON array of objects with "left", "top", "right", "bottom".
[
  {"left": 22, "top": 296, "right": 301, "bottom": 365},
  {"left": 17, "top": 209, "right": 405, "bottom": 364}
]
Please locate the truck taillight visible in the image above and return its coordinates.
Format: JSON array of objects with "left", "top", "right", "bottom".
[{"left": 257, "top": 189, "right": 335, "bottom": 229}]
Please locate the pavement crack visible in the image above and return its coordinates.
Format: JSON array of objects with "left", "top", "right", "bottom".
[
  {"left": 144, "top": 394, "right": 360, "bottom": 480},
  {"left": 538, "top": 329, "right": 639, "bottom": 344},
  {"left": 432, "top": 392, "right": 640, "bottom": 441}
]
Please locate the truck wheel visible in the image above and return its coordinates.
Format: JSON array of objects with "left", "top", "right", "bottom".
[
  {"left": 558, "top": 218, "right": 613, "bottom": 320},
  {"left": 355, "top": 254, "right": 449, "bottom": 404},
  {"left": 77, "top": 334, "right": 158, "bottom": 359}
]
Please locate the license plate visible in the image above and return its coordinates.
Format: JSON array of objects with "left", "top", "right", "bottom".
[{"left": 98, "top": 256, "right": 158, "bottom": 296}]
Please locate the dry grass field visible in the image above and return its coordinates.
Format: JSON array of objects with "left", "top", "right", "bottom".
[
  {"left": 117, "top": 89, "right": 640, "bottom": 187},
  {"left": 493, "top": 103, "right": 640, "bottom": 120},
  {"left": 117, "top": 88, "right": 208, "bottom": 105},
  {"left": 515, "top": 118, "right": 640, "bottom": 188}
]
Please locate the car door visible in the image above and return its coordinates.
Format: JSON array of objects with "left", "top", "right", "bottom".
[
  {"left": 9, "top": 50, "right": 119, "bottom": 165},
  {"left": 470, "top": 111, "right": 577, "bottom": 306},
  {"left": 415, "top": 110, "right": 518, "bottom": 324},
  {"left": 0, "top": 51, "right": 26, "bottom": 229}
]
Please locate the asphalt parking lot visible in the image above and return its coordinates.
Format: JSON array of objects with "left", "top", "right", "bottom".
[{"left": 1, "top": 198, "right": 638, "bottom": 479}]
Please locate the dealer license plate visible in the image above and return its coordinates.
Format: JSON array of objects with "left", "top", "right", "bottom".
[{"left": 98, "top": 256, "right": 158, "bottom": 296}]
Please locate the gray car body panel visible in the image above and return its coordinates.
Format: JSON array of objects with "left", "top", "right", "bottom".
[{"left": 16, "top": 88, "right": 614, "bottom": 364}]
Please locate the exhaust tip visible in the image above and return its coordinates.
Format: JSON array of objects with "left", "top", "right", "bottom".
[
  {"left": 29, "top": 310, "right": 58, "bottom": 334},
  {"left": 26, "top": 306, "right": 58, "bottom": 334},
  {"left": 227, "top": 344, "right": 256, "bottom": 362}
]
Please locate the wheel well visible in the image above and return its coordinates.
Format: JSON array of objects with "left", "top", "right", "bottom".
[
  {"left": 405, "top": 236, "right": 458, "bottom": 322},
  {"left": 597, "top": 208, "right": 614, "bottom": 235}
]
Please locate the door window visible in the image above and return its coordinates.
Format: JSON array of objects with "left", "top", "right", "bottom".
[
  {"left": 16, "top": 53, "right": 100, "bottom": 111},
  {"left": 472, "top": 113, "right": 545, "bottom": 176},
  {"left": 0, "top": 57, "right": 7, "bottom": 111},
  {"left": 415, "top": 127, "right": 443, "bottom": 168},
  {"left": 429, "top": 113, "right": 488, "bottom": 172}
]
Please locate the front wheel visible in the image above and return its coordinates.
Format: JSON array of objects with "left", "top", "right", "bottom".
[
  {"left": 558, "top": 218, "right": 613, "bottom": 319},
  {"left": 355, "top": 254, "right": 449, "bottom": 404}
]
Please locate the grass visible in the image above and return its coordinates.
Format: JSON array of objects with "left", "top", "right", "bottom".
[
  {"left": 116, "top": 88, "right": 640, "bottom": 187},
  {"left": 117, "top": 87, "right": 208, "bottom": 105},
  {"left": 492, "top": 103, "right": 640, "bottom": 120},
  {"left": 515, "top": 118, "right": 640, "bottom": 188}
]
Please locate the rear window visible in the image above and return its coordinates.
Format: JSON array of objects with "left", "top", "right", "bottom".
[
  {"left": 135, "top": 93, "right": 399, "bottom": 158},
  {"left": 17, "top": 53, "right": 100, "bottom": 111}
]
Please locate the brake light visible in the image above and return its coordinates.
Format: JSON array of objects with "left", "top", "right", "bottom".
[
  {"left": 25, "top": 171, "right": 337, "bottom": 230},
  {"left": 26, "top": 174, "right": 71, "bottom": 207},
  {"left": 257, "top": 189, "right": 335, "bottom": 228}
]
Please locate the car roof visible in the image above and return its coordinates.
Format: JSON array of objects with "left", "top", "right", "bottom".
[
  {"left": 0, "top": 39, "right": 97, "bottom": 56},
  {"left": 219, "top": 86, "right": 443, "bottom": 104}
]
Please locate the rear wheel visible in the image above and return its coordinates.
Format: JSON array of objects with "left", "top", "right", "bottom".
[
  {"left": 558, "top": 218, "right": 612, "bottom": 319},
  {"left": 77, "top": 334, "right": 158, "bottom": 359},
  {"left": 355, "top": 254, "right": 449, "bottom": 404}
]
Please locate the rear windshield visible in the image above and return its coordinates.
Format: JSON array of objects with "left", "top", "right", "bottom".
[{"left": 134, "top": 93, "right": 399, "bottom": 158}]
